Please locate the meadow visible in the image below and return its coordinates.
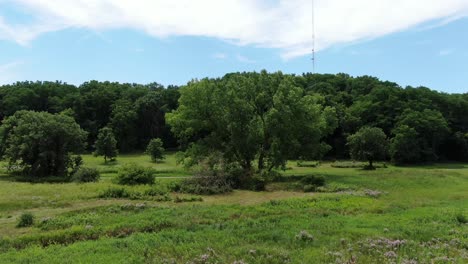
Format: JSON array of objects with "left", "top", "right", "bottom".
[{"left": 0, "top": 153, "right": 467, "bottom": 263}]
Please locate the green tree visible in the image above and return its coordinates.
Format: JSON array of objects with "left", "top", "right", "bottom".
[
  {"left": 347, "top": 127, "right": 388, "bottom": 169},
  {"left": 110, "top": 99, "right": 138, "bottom": 152},
  {"left": 0, "top": 110, "right": 87, "bottom": 178},
  {"left": 94, "top": 127, "right": 118, "bottom": 163},
  {"left": 145, "top": 138, "right": 165, "bottom": 162},
  {"left": 390, "top": 125, "right": 421, "bottom": 164},
  {"left": 392, "top": 109, "right": 449, "bottom": 162},
  {"left": 167, "top": 71, "right": 335, "bottom": 183}
]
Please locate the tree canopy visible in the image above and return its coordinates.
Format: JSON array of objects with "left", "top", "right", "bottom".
[
  {"left": 0, "top": 72, "right": 466, "bottom": 164},
  {"left": 0, "top": 110, "right": 87, "bottom": 177},
  {"left": 167, "top": 71, "right": 337, "bottom": 177},
  {"left": 347, "top": 127, "right": 388, "bottom": 169}
]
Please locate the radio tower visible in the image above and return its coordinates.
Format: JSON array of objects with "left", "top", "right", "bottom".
[{"left": 312, "top": 0, "right": 316, "bottom": 74}]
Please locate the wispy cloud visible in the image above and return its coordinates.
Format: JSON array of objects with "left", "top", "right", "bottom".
[
  {"left": 213, "top": 52, "right": 227, "bottom": 60},
  {"left": 0, "top": 60, "right": 25, "bottom": 84},
  {"left": 1, "top": 0, "right": 468, "bottom": 59},
  {"left": 236, "top": 54, "right": 256, "bottom": 64},
  {"left": 439, "top": 49, "right": 454, "bottom": 56}
]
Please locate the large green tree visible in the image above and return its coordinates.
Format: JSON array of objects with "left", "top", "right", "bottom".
[
  {"left": 167, "top": 71, "right": 336, "bottom": 179},
  {"left": 0, "top": 110, "right": 87, "bottom": 178},
  {"left": 347, "top": 127, "right": 388, "bottom": 169}
]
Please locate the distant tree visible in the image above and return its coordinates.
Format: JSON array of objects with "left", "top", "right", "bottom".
[
  {"left": 391, "top": 109, "right": 449, "bottom": 163},
  {"left": 110, "top": 99, "right": 138, "bottom": 152},
  {"left": 94, "top": 127, "right": 118, "bottom": 163},
  {"left": 390, "top": 125, "right": 421, "bottom": 164},
  {"left": 347, "top": 127, "right": 388, "bottom": 169},
  {"left": 0, "top": 110, "right": 87, "bottom": 178},
  {"left": 145, "top": 138, "right": 165, "bottom": 162}
]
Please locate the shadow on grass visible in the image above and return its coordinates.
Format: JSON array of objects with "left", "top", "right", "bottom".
[
  {"left": 0, "top": 173, "right": 70, "bottom": 184},
  {"left": 396, "top": 163, "right": 468, "bottom": 170}
]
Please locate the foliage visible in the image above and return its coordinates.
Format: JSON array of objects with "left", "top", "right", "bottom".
[
  {"left": 391, "top": 109, "right": 450, "bottom": 163},
  {"left": 0, "top": 110, "right": 87, "bottom": 178},
  {"left": 115, "top": 163, "right": 155, "bottom": 185},
  {"left": 72, "top": 167, "right": 100, "bottom": 183},
  {"left": 16, "top": 213, "right": 34, "bottom": 228},
  {"left": 145, "top": 138, "right": 165, "bottom": 162},
  {"left": 167, "top": 71, "right": 337, "bottom": 181},
  {"left": 109, "top": 99, "right": 138, "bottom": 152},
  {"left": 180, "top": 156, "right": 234, "bottom": 195},
  {"left": 93, "top": 127, "right": 118, "bottom": 163},
  {"left": 347, "top": 127, "right": 388, "bottom": 169},
  {"left": 98, "top": 187, "right": 131, "bottom": 199},
  {"left": 0, "top": 73, "right": 467, "bottom": 163}
]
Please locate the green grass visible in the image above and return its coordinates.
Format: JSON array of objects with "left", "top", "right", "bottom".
[{"left": 0, "top": 154, "right": 467, "bottom": 263}]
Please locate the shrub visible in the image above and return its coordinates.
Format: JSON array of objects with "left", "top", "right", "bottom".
[
  {"left": 300, "top": 175, "right": 325, "bottom": 193},
  {"left": 301, "top": 175, "right": 325, "bottom": 186},
  {"left": 180, "top": 175, "right": 232, "bottom": 195},
  {"left": 174, "top": 196, "right": 203, "bottom": 203},
  {"left": 99, "top": 187, "right": 131, "bottom": 198},
  {"left": 180, "top": 158, "right": 233, "bottom": 195},
  {"left": 296, "top": 160, "right": 320, "bottom": 168},
  {"left": 17, "top": 213, "right": 34, "bottom": 228},
  {"left": 456, "top": 213, "right": 467, "bottom": 224},
  {"left": 72, "top": 167, "right": 100, "bottom": 183},
  {"left": 303, "top": 184, "right": 317, "bottom": 192},
  {"left": 115, "top": 164, "right": 155, "bottom": 185},
  {"left": 295, "top": 230, "right": 314, "bottom": 242}
]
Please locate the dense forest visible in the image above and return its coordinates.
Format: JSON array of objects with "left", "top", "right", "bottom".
[{"left": 0, "top": 70, "right": 467, "bottom": 164}]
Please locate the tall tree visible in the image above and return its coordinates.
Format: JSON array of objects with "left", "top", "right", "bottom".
[{"left": 167, "top": 71, "right": 336, "bottom": 180}]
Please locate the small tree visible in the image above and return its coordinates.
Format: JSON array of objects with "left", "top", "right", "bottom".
[
  {"left": 145, "top": 138, "right": 165, "bottom": 162},
  {"left": 347, "top": 127, "right": 388, "bottom": 170},
  {"left": 94, "top": 127, "right": 118, "bottom": 163}
]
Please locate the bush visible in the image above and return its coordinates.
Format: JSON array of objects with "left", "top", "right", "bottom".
[
  {"left": 456, "top": 213, "right": 467, "bottom": 224},
  {"left": 180, "top": 176, "right": 232, "bottom": 195},
  {"left": 115, "top": 164, "right": 155, "bottom": 185},
  {"left": 72, "top": 167, "right": 100, "bottom": 183},
  {"left": 300, "top": 175, "right": 325, "bottom": 193},
  {"left": 174, "top": 196, "right": 203, "bottom": 203},
  {"left": 301, "top": 175, "right": 326, "bottom": 186},
  {"left": 17, "top": 213, "right": 34, "bottom": 228},
  {"left": 180, "top": 159, "right": 233, "bottom": 195},
  {"left": 99, "top": 187, "right": 131, "bottom": 198}
]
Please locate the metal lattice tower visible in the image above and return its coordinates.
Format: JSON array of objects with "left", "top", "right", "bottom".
[{"left": 312, "top": 0, "right": 316, "bottom": 74}]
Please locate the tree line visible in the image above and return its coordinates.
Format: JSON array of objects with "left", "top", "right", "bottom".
[{"left": 0, "top": 71, "right": 466, "bottom": 170}]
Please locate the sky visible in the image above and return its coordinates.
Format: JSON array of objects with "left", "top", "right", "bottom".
[{"left": 0, "top": 0, "right": 467, "bottom": 93}]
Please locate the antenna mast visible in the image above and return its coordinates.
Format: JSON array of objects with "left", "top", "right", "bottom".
[{"left": 312, "top": 0, "right": 316, "bottom": 74}]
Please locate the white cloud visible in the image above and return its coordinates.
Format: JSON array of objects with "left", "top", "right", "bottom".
[
  {"left": 1, "top": 0, "right": 468, "bottom": 58},
  {"left": 236, "top": 54, "right": 256, "bottom": 64}
]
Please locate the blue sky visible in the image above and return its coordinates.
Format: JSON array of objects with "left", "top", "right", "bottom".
[{"left": 0, "top": 0, "right": 467, "bottom": 93}]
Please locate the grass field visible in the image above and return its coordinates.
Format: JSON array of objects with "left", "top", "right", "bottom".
[{"left": 0, "top": 154, "right": 467, "bottom": 263}]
